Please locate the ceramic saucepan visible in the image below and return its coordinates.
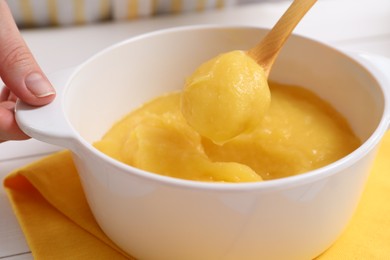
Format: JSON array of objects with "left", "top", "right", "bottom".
[{"left": 16, "top": 26, "right": 390, "bottom": 259}]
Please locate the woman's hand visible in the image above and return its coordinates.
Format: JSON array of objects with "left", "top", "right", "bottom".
[{"left": 0, "top": 0, "right": 55, "bottom": 142}]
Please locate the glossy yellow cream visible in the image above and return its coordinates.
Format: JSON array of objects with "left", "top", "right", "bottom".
[
  {"left": 181, "top": 50, "right": 270, "bottom": 144},
  {"left": 95, "top": 83, "right": 360, "bottom": 182}
]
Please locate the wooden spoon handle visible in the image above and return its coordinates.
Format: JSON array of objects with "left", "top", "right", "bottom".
[{"left": 248, "top": 0, "right": 317, "bottom": 76}]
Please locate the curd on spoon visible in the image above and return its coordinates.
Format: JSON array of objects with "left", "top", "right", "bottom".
[{"left": 181, "top": 50, "right": 270, "bottom": 144}]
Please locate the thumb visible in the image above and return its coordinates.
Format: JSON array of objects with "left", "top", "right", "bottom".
[{"left": 0, "top": 1, "right": 55, "bottom": 106}]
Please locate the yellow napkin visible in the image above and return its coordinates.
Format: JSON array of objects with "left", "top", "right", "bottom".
[
  {"left": 3, "top": 131, "right": 390, "bottom": 259},
  {"left": 4, "top": 151, "right": 133, "bottom": 260}
]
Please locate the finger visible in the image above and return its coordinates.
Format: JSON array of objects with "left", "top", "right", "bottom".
[
  {"left": 1, "top": 100, "right": 15, "bottom": 110},
  {"left": 0, "top": 85, "right": 17, "bottom": 103},
  {"left": 0, "top": 102, "right": 29, "bottom": 141},
  {"left": 7, "top": 91, "right": 17, "bottom": 102},
  {"left": 0, "top": 1, "right": 55, "bottom": 106},
  {"left": 0, "top": 85, "right": 10, "bottom": 101}
]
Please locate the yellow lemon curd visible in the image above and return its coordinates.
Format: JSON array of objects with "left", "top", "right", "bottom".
[
  {"left": 95, "top": 51, "right": 360, "bottom": 182},
  {"left": 181, "top": 51, "right": 270, "bottom": 144}
]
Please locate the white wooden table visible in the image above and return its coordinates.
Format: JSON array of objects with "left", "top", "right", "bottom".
[{"left": 1, "top": 1, "right": 390, "bottom": 259}]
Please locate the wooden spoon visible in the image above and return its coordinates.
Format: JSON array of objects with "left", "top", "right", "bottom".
[{"left": 247, "top": 0, "right": 317, "bottom": 77}]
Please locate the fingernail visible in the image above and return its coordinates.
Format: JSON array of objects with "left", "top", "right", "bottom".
[{"left": 25, "top": 72, "right": 55, "bottom": 97}]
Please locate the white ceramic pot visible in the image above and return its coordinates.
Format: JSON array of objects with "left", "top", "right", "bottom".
[{"left": 16, "top": 26, "right": 390, "bottom": 260}]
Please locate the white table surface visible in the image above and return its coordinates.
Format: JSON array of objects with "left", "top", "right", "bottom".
[{"left": 1, "top": 0, "right": 390, "bottom": 259}]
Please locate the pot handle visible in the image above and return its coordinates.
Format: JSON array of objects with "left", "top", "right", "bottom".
[
  {"left": 15, "top": 67, "right": 79, "bottom": 150},
  {"left": 353, "top": 53, "right": 390, "bottom": 131}
]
